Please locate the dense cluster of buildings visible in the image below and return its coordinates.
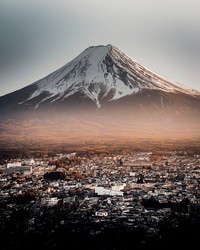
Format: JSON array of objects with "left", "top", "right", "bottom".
[{"left": 0, "top": 151, "right": 199, "bottom": 235}]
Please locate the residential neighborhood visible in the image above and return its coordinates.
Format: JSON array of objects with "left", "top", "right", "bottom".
[{"left": 0, "top": 150, "right": 199, "bottom": 248}]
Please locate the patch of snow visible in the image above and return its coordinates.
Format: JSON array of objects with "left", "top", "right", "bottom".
[{"left": 160, "top": 96, "right": 164, "bottom": 110}]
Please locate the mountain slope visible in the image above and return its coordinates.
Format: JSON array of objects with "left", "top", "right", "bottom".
[
  {"left": 20, "top": 44, "right": 200, "bottom": 107},
  {"left": 0, "top": 44, "right": 200, "bottom": 146},
  {"left": 1, "top": 44, "right": 199, "bottom": 112}
]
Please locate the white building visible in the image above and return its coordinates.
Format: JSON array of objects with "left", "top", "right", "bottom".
[
  {"left": 95, "top": 211, "right": 108, "bottom": 217},
  {"left": 5, "top": 165, "right": 32, "bottom": 175},
  {"left": 95, "top": 187, "right": 123, "bottom": 196},
  {"left": 41, "top": 197, "right": 59, "bottom": 206},
  {"left": 7, "top": 162, "right": 21, "bottom": 168}
]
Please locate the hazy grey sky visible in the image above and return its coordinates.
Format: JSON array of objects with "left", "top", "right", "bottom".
[{"left": 0, "top": 0, "right": 200, "bottom": 96}]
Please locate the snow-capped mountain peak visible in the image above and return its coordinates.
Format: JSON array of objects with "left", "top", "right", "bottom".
[{"left": 19, "top": 44, "right": 200, "bottom": 109}]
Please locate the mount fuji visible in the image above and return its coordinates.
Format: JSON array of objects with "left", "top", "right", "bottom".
[{"left": 0, "top": 44, "right": 200, "bottom": 146}]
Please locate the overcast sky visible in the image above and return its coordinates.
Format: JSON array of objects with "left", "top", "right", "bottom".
[{"left": 0, "top": 0, "right": 200, "bottom": 96}]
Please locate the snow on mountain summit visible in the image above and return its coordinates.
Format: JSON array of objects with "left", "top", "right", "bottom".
[{"left": 20, "top": 44, "right": 200, "bottom": 109}]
